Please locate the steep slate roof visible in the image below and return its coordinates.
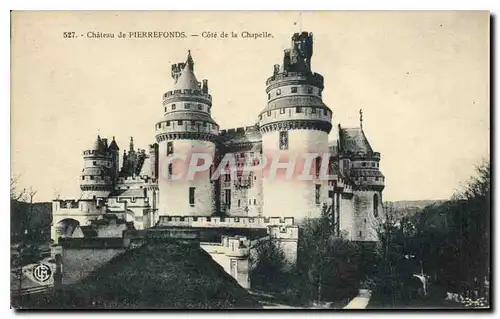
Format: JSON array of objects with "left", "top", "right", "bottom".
[
  {"left": 23, "top": 243, "right": 261, "bottom": 309},
  {"left": 107, "top": 136, "right": 119, "bottom": 151},
  {"left": 109, "top": 188, "right": 146, "bottom": 198},
  {"left": 339, "top": 127, "right": 373, "bottom": 154},
  {"left": 174, "top": 52, "right": 200, "bottom": 91}
]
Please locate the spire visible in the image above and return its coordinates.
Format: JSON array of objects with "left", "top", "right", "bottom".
[
  {"left": 108, "top": 136, "right": 119, "bottom": 151},
  {"left": 91, "top": 135, "right": 101, "bottom": 151},
  {"left": 130, "top": 137, "right": 134, "bottom": 152},
  {"left": 186, "top": 50, "right": 194, "bottom": 71},
  {"left": 359, "top": 109, "right": 363, "bottom": 129},
  {"left": 173, "top": 51, "right": 200, "bottom": 90}
]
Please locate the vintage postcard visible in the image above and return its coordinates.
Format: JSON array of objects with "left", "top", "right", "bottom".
[{"left": 10, "top": 11, "right": 490, "bottom": 309}]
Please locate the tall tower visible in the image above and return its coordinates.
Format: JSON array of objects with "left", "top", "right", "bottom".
[
  {"left": 258, "top": 32, "right": 333, "bottom": 219},
  {"left": 80, "top": 135, "right": 114, "bottom": 200},
  {"left": 155, "top": 51, "right": 219, "bottom": 216}
]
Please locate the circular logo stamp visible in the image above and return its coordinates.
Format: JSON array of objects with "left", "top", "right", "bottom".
[{"left": 32, "top": 263, "right": 52, "bottom": 283}]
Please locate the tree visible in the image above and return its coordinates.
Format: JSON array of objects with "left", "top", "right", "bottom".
[{"left": 249, "top": 236, "right": 288, "bottom": 292}]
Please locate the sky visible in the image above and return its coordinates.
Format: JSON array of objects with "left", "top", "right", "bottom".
[{"left": 11, "top": 11, "right": 490, "bottom": 202}]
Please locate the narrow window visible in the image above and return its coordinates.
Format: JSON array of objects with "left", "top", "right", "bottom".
[
  {"left": 254, "top": 199, "right": 256, "bottom": 205},
  {"left": 359, "top": 231, "right": 362, "bottom": 237},
  {"left": 185, "top": 103, "right": 190, "bottom": 109},
  {"left": 90, "top": 176, "right": 94, "bottom": 180},
  {"left": 225, "top": 189, "right": 231, "bottom": 209},
  {"left": 268, "top": 93, "right": 271, "bottom": 100},
  {"left": 276, "top": 89, "right": 281, "bottom": 95},
  {"left": 168, "top": 163, "right": 173, "bottom": 178},
  {"left": 189, "top": 187, "right": 195, "bottom": 206},
  {"left": 312, "top": 107, "right": 316, "bottom": 114},
  {"left": 315, "top": 157, "right": 321, "bottom": 177},
  {"left": 373, "top": 194, "right": 379, "bottom": 217},
  {"left": 307, "top": 87, "right": 313, "bottom": 94},
  {"left": 280, "top": 108, "right": 285, "bottom": 114},
  {"left": 279, "top": 131, "right": 288, "bottom": 150},
  {"left": 238, "top": 199, "right": 241, "bottom": 207},
  {"left": 178, "top": 120, "right": 183, "bottom": 125},
  {"left": 315, "top": 184, "right": 321, "bottom": 204},
  {"left": 164, "top": 106, "right": 167, "bottom": 112},
  {"left": 323, "top": 109, "right": 327, "bottom": 116},
  {"left": 172, "top": 104, "right": 176, "bottom": 110},
  {"left": 267, "top": 111, "right": 271, "bottom": 116},
  {"left": 291, "top": 87, "right": 297, "bottom": 93},
  {"left": 93, "top": 161, "right": 97, "bottom": 165},
  {"left": 166, "top": 121, "right": 170, "bottom": 126},
  {"left": 296, "top": 106, "right": 302, "bottom": 113},
  {"left": 198, "top": 104, "right": 203, "bottom": 110},
  {"left": 167, "top": 142, "right": 173, "bottom": 156}
]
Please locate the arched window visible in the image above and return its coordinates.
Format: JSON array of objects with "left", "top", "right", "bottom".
[{"left": 373, "top": 193, "right": 379, "bottom": 217}]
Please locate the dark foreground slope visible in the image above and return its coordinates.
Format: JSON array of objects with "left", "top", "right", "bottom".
[{"left": 15, "top": 243, "right": 261, "bottom": 309}]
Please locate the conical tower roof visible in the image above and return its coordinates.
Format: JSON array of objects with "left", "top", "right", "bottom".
[{"left": 174, "top": 51, "right": 200, "bottom": 90}]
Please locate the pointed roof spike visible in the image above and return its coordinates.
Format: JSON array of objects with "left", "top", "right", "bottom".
[
  {"left": 130, "top": 137, "right": 134, "bottom": 152},
  {"left": 359, "top": 109, "right": 363, "bottom": 129},
  {"left": 108, "top": 136, "right": 119, "bottom": 151},
  {"left": 186, "top": 50, "right": 194, "bottom": 71}
]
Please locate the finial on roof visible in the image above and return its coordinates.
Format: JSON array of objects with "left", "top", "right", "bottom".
[
  {"left": 186, "top": 50, "right": 194, "bottom": 71},
  {"left": 359, "top": 109, "right": 363, "bottom": 129}
]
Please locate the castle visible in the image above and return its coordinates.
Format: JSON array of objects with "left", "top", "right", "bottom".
[{"left": 52, "top": 32, "right": 385, "bottom": 250}]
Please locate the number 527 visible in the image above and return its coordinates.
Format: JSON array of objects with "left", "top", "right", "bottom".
[{"left": 63, "top": 32, "right": 75, "bottom": 38}]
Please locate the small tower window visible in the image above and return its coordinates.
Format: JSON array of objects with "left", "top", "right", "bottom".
[
  {"left": 280, "top": 108, "right": 285, "bottom": 114},
  {"left": 279, "top": 131, "right": 288, "bottom": 150},
  {"left": 267, "top": 111, "right": 271, "bottom": 117},
  {"left": 185, "top": 103, "right": 191, "bottom": 109},
  {"left": 323, "top": 109, "right": 327, "bottom": 116},
  {"left": 308, "top": 87, "right": 313, "bottom": 94},
  {"left": 359, "top": 231, "right": 362, "bottom": 237},
  {"left": 315, "top": 184, "right": 321, "bottom": 204},
  {"left": 90, "top": 176, "right": 94, "bottom": 180},
  {"left": 362, "top": 162, "right": 367, "bottom": 167},
  {"left": 166, "top": 121, "right": 170, "bottom": 126},
  {"left": 93, "top": 161, "right": 97, "bottom": 165},
  {"left": 296, "top": 106, "right": 302, "bottom": 113},
  {"left": 82, "top": 176, "right": 85, "bottom": 180},
  {"left": 167, "top": 142, "right": 173, "bottom": 156},
  {"left": 276, "top": 89, "right": 281, "bottom": 95},
  {"left": 172, "top": 104, "right": 176, "bottom": 110},
  {"left": 164, "top": 106, "right": 167, "bottom": 112},
  {"left": 238, "top": 199, "right": 241, "bottom": 207},
  {"left": 268, "top": 93, "right": 271, "bottom": 100},
  {"left": 291, "top": 87, "right": 297, "bottom": 93},
  {"left": 373, "top": 194, "right": 379, "bottom": 217},
  {"left": 168, "top": 163, "right": 173, "bottom": 178},
  {"left": 198, "top": 104, "right": 203, "bottom": 110},
  {"left": 254, "top": 199, "right": 256, "bottom": 205},
  {"left": 189, "top": 187, "right": 195, "bottom": 206},
  {"left": 178, "top": 120, "right": 183, "bottom": 125},
  {"left": 311, "top": 107, "right": 316, "bottom": 114}
]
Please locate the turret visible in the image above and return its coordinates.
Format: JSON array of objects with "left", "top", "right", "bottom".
[
  {"left": 156, "top": 51, "right": 219, "bottom": 217},
  {"left": 80, "top": 135, "right": 114, "bottom": 199},
  {"left": 258, "top": 32, "right": 332, "bottom": 219}
]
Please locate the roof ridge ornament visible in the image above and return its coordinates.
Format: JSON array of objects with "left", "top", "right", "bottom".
[{"left": 359, "top": 109, "right": 363, "bottom": 129}]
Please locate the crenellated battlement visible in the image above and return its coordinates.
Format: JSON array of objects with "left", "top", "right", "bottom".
[
  {"left": 117, "top": 176, "right": 158, "bottom": 183},
  {"left": 266, "top": 72, "right": 324, "bottom": 88},
  {"left": 157, "top": 215, "right": 295, "bottom": 229},
  {"left": 163, "top": 89, "right": 212, "bottom": 102},
  {"left": 219, "top": 125, "right": 260, "bottom": 136}
]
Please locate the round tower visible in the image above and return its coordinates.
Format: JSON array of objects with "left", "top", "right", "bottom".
[
  {"left": 80, "top": 135, "right": 114, "bottom": 200},
  {"left": 258, "top": 32, "right": 333, "bottom": 219},
  {"left": 155, "top": 51, "right": 219, "bottom": 216}
]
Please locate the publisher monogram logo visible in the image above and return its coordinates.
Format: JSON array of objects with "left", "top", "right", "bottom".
[{"left": 33, "top": 263, "right": 52, "bottom": 283}]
